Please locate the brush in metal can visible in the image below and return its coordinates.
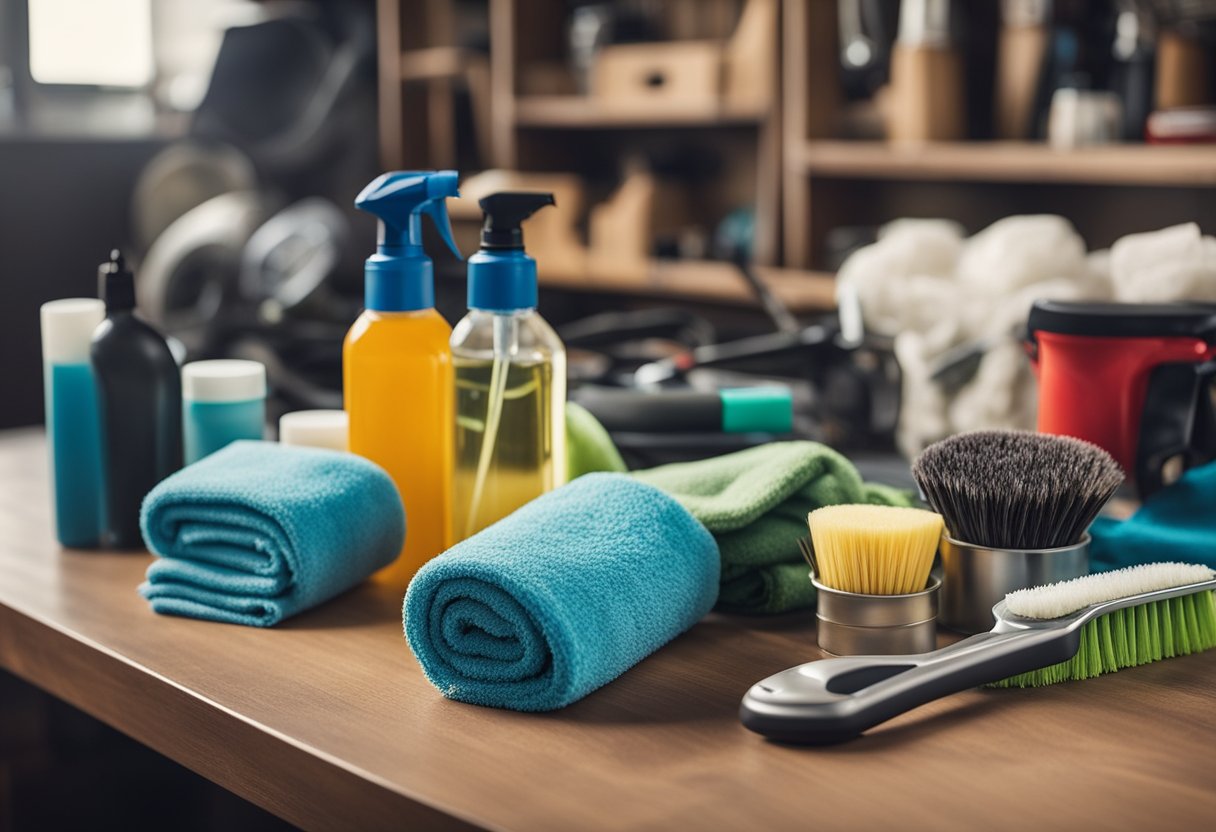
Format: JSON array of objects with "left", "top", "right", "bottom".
[
  {"left": 913, "top": 430, "right": 1123, "bottom": 634},
  {"left": 803, "top": 504, "right": 944, "bottom": 656}
]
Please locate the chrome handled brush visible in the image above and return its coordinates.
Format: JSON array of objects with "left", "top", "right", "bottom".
[{"left": 740, "top": 562, "right": 1216, "bottom": 744}]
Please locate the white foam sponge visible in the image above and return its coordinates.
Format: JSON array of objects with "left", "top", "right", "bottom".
[
  {"left": 955, "top": 215, "right": 1089, "bottom": 294},
  {"left": 1005, "top": 563, "right": 1216, "bottom": 620},
  {"left": 1110, "top": 222, "right": 1216, "bottom": 303}
]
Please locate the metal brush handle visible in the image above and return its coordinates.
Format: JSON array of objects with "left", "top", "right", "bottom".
[{"left": 739, "top": 625, "right": 1079, "bottom": 744}]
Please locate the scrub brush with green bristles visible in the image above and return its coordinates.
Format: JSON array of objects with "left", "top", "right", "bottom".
[
  {"left": 989, "top": 563, "right": 1216, "bottom": 687},
  {"left": 739, "top": 562, "right": 1216, "bottom": 743}
]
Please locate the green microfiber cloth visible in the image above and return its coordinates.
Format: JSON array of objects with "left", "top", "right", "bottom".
[
  {"left": 633, "top": 441, "right": 915, "bottom": 614},
  {"left": 566, "top": 401, "right": 628, "bottom": 480}
]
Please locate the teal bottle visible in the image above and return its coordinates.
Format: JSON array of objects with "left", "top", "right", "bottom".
[
  {"left": 181, "top": 360, "right": 267, "bottom": 464},
  {"left": 40, "top": 298, "right": 106, "bottom": 548}
]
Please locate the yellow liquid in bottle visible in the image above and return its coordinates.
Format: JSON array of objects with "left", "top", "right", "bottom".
[
  {"left": 344, "top": 308, "right": 453, "bottom": 586},
  {"left": 453, "top": 356, "right": 563, "bottom": 539}
]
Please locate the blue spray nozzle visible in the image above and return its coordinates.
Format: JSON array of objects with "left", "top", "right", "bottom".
[
  {"left": 466, "top": 191, "right": 557, "bottom": 313},
  {"left": 354, "top": 170, "right": 462, "bottom": 260},
  {"left": 421, "top": 199, "right": 462, "bottom": 261},
  {"left": 354, "top": 170, "right": 462, "bottom": 312}
]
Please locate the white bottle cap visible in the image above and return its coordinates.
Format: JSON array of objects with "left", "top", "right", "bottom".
[
  {"left": 41, "top": 298, "right": 105, "bottom": 364},
  {"left": 182, "top": 359, "right": 267, "bottom": 403},
  {"left": 279, "top": 409, "right": 348, "bottom": 451}
]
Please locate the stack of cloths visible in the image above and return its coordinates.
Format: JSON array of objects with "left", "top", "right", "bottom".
[
  {"left": 1091, "top": 461, "right": 1216, "bottom": 573},
  {"left": 140, "top": 440, "right": 404, "bottom": 626},
  {"left": 633, "top": 441, "right": 914, "bottom": 614},
  {"left": 405, "top": 473, "right": 718, "bottom": 711}
]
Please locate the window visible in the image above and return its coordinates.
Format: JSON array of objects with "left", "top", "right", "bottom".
[{"left": 27, "top": 0, "right": 154, "bottom": 87}]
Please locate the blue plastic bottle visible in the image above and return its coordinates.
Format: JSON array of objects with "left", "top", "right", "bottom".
[{"left": 40, "top": 298, "right": 106, "bottom": 547}]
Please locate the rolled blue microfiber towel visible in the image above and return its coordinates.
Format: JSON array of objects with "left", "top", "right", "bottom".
[
  {"left": 139, "top": 440, "right": 404, "bottom": 627},
  {"left": 404, "top": 473, "right": 719, "bottom": 711},
  {"left": 1090, "top": 460, "right": 1216, "bottom": 573}
]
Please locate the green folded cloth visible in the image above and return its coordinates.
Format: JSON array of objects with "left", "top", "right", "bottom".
[
  {"left": 566, "top": 401, "right": 628, "bottom": 480},
  {"left": 633, "top": 441, "right": 914, "bottom": 614}
]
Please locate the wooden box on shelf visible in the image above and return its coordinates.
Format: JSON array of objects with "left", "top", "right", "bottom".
[{"left": 591, "top": 41, "right": 723, "bottom": 108}]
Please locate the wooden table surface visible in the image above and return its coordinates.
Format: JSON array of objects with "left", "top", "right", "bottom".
[{"left": 1, "top": 429, "right": 1214, "bottom": 831}]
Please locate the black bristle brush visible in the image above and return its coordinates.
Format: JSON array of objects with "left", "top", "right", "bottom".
[{"left": 911, "top": 430, "right": 1124, "bottom": 550}]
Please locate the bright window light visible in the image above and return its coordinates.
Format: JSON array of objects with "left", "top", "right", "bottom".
[{"left": 28, "top": 0, "right": 155, "bottom": 87}]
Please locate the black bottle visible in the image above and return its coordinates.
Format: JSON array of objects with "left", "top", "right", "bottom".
[{"left": 91, "top": 251, "right": 183, "bottom": 549}]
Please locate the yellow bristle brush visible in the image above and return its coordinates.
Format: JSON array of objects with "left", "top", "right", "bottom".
[{"left": 807, "top": 504, "right": 943, "bottom": 595}]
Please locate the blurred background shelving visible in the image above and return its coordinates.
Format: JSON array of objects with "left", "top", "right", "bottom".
[
  {"left": 378, "top": 0, "right": 792, "bottom": 310},
  {"left": 781, "top": 0, "right": 1216, "bottom": 269},
  {"left": 378, "top": 0, "right": 1216, "bottom": 294}
]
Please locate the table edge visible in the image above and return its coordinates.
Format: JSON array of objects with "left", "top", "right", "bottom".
[{"left": 0, "top": 596, "right": 493, "bottom": 832}]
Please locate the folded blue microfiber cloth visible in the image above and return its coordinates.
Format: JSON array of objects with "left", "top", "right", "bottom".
[
  {"left": 139, "top": 440, "right": 404, "bottom": 627},
  {"left": 404, "top": 473, "right": 719, "bottom": 711},
  {"left": 1090, "top": 460, "right": 1216, "bottom": 573}
]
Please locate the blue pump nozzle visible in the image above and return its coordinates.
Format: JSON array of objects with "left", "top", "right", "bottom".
[
  {"left": 467, "top": 191, "right": 556, "bottom": 313},
  {"left": 354, "top": 170, "right": 462, "bottom": 312}
]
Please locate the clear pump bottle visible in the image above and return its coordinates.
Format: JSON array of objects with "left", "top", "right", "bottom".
[{"left": 451, "top": 192, "right": 566, "bottom": 540}]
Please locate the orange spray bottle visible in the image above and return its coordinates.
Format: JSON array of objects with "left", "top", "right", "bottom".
[{"left": 345, "top": 171, "right": 462, "bottom": 586}]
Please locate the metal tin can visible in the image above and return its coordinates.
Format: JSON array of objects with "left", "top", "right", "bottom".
[
  {"left": 938, "top": 534, "right": 1090, "bottom": 634},
  {"left": 813, "top": 574, "right": 940, "bottom": 656}
]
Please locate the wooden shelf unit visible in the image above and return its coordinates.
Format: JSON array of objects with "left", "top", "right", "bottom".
[
  {"left": 379, "top": 0, "right": 1216, "bottom": 293},
  {"left": 379, "top": 0, "right": 787, "bottom": 285},
  {"left": 779, "top": 0, "right": 1216, "bottom": 269},
  {"left": 491, "top": 0, "right": 783, "bottom": 268}
]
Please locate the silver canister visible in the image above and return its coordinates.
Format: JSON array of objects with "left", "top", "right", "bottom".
[
  {"left": 812, "top": 574, "right": 940, "bottom": 656},
  {"left": 938, "top": 534, "right": 1090, "bottom": 634}
]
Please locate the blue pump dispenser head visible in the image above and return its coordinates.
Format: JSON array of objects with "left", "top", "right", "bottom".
[
  {"left": 467, "top": 191, "right": 556, "bottom": 313},
  {"left": 354, "top": 171, "right": 462, "bottom": 311}
]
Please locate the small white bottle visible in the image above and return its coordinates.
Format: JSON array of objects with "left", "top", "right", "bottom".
[{"left": 279, "top": 410, "right": 349, "bottom": 451}]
